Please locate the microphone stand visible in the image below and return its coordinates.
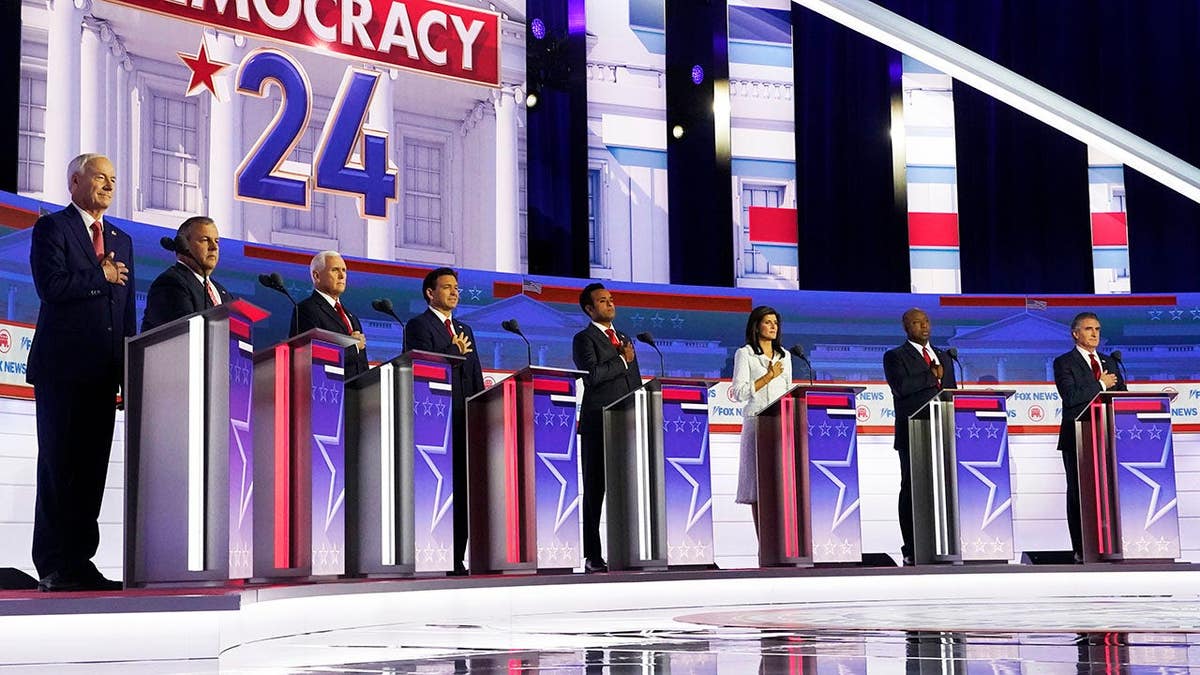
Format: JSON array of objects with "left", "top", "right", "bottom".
[
  {"left": 372, "top": 300, "right": 407, "bottom": 353},
  {"left": 502, "top": 320, "right": 533, "bottom": 369}
]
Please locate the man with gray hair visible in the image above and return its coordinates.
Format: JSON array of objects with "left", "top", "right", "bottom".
[
  {"left": 289, "top": 250, "right": 369, "bottom": 379},
  {"left": 27, "top": 153, "right": 134, "bottom": 591},
  {"left": 141, "top": 216, "right": 233, "bottom": 331}
]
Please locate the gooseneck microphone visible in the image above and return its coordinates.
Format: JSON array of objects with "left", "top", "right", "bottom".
[
  {"left": 259, "top": 271, "right": 298, "bottom": 336},
  {"left": 372, "top": 297, "right": 406, "bottom": 353},
  {"left": 789, "top": 344, "right": 814, "bottom": 386},
  {"left": 160, "top": 235, "right": 208, "bottom": 282},
  {"left": 501, "top": 318, "right": 532, "bottom": 368},
  {"left": 1110, "top": 349, "right": 1128, "bottom": 385},
  {"left": 636, "top": 332, "right": 665, "bottom": 379},
  {"left": 946, "top": 346, "right": 963, "bottom": 386}
]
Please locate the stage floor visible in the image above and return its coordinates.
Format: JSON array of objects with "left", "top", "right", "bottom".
[{"left": 3, "top": 563, "right": 1199, "bottom": 672}]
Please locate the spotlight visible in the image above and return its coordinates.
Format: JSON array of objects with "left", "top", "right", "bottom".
[
  {"left": 526, "top": 89, "right": 540, "bottom": 108},
  {"left": 531, "top": 18, "right": 547, "bottom": 40},
  {"left": 672, "top": 124, "right": 685, "bottom": 139},
  {"left": 691, "top": 65, "right": 705, "bottom": 85}
]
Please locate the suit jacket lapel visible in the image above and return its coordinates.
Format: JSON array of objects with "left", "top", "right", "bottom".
[
  {"left": 64, "top": 206, "right": 101, "bottom": 267},
  {"left": 315, "top": 293, "right": 349, "bottom": 333}
]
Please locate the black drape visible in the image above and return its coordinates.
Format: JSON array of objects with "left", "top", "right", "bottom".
[
  {"left": 792, "top": 6, "right": 909, "bottom": 292},
  {"left": 525, "top": 0, "right": 590, "bottom": 278},
  {"left": 0, "top": 1, "right": 20, "bottom": 193},
  {"left": 665, "top": 0, "right": 734, "bottom": 287}
]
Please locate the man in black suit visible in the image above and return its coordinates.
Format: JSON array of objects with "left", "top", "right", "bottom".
[
  {"left": 27, "top": 154, "right": 135, "bottom": 591},
  {"left": 289, "top": 251, "right": 369, "bottom": 379},
  {"left": 141, "top": 216, "right": 233, "bottom": 331},
  {"left": 882, "top": 307, "right": 956, "bottom": 565},
  {"left": 572, "top": 283, "right": 642, "bottom": 573},
  {"left": 404, "top": 267, "right": 484, "bottom": 574},
  {"left": 1053, "top": 311, "right": 1126, "bottom": 561}
]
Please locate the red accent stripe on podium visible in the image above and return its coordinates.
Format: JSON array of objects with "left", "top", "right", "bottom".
[
  {"left": 940, "top": 295, "right": 1176, "bottom": 307},
  {"left": 503, "top": 378, "right": 520, "bottom": 564},
  {"left": 952, "top": 396, "right": 1004, "bottom": 411},
  {"left": 780, "top": 396, "right": 799, "bottom": 558},
  {"left": 493, "top": 282, "right": 752, "bottom": 313},
  {"left": 1111, "top": 399, "right": 1168, "bottom": 412},
  {"left": 533, "top": 377, "right": 571, "bottom": 393},
  {"left": 805, "top": 393, "right": 853, "bottom": 408},
  {"left": 273, "top": 345, "right": 291, "bottom": 569},
  {"left": 662, "top": 387, "right": 704, "bottom": 402},
  {"left": 1091, "top": 403, "right": 1113, "bottom": 555},
  {"left": 311, "top": 343, "right": 342, "bottom": 365},
  {"left": 230, "top": 316, "right": 251, "bottom": 341},
  {"left": 244, "top": 244, "right": 431, "bottom": 278},
  {"left": 413, "top": 362, "right": 449, "bottom": 382}
]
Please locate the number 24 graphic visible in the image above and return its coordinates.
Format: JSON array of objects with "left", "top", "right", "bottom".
[{"left": 235, "top": 48, "right": 397, "bottom": 219}]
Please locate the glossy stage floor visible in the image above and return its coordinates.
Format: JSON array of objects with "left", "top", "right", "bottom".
[{"left": 3, "top": 562, "right": 1199, "bottom": 673}]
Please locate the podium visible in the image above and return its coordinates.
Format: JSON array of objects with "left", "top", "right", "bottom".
[
  {"left": 603, "top": 377, "right": 715, "bottom": 571},
  {"left": 344, "top": 350, "right": 463, "bottom": 576},
  {"left": 124, "top": 299, "right": 269, "bottom": 586},
  {"left": 754, "top": 384, "right": 865, "bottom": 567},
  {"left": 251, "top": 328, "right": 360, "bottom": 580},
  {"left": 908, "top": 389, "right": 1017, "bottom": 565},
  {"left": 1075, "top": 390, "right": 1180, "bottom": 563},
  {"left": 466, "top": 366, "right": 585, "bottom": 574}
]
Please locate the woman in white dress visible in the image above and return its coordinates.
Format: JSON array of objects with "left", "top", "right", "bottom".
[{"left": 730, "top": 305, "right": 792, "bottom": 534}]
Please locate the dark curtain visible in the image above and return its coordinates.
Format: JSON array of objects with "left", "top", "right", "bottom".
[
  {"left": 0, "top": 1, "right": 20, "bottom": 192},
  {"left": 792, "top": 6, "right": 909, "bottom": 292}
]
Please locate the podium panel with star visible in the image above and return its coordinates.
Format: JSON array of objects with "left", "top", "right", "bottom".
[
  {"left": 1077, "top": 392, "right": 1181, "bottom": 563},
  {"left": 661, "top": 383, "right": 715, "bottom": 567},
  {"left": 124, "top": 299, "right": 268, "bottom": 587},
  {"left": 951, "top": 393, "right": 1016, "bottom": 563}
]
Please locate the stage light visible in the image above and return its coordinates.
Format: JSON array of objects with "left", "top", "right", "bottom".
[
  {"left": 531, "top": 18, "right": 547, "bottom": 40},
  {"left": 691, "top": 65, "right": 705, "bottom": 85},
  {"left": 526, "top": 90, "right": 540, "bottom": 108},
  {"left": 672, "top": 124, "right": 685, "bottom": 139}
]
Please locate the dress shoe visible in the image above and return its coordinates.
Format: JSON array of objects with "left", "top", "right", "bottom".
[
  {"left": 1073, "top": 552, "right": 1084, "bottom": 565},
  {"left": 448, "top": 562, "right": 469, "bottom": 577},
  {"left": 901, "top": 555, "right": 915, "bottom": 567},
  {"left": 584, "top": 558, "right": 608, "bottom": 573},
  {"left": 38, "top": 570, "right": 122, "bottom": 592}
]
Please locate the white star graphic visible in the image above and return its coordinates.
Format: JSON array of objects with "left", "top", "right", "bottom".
[
  {"left": 312, "top": 399, "right": 346, "bottom": 534},
  {"left": 1118, "top": 431, "right": 1178, "bottom": 529},
  {"left": 417, "top": 404, "right": 455, "bottom": 532},
  {"left": 665, "top": 421, "right": 713, "bottom": 532},
  {"left": 959, "top": 426, "right": 1013, "bottom": 529},
  {"left": 535, "top": 406, "right": 582, "bottom": 532},
  {"left": 811, "top": 432, "right": 861, "bottom": 530}
]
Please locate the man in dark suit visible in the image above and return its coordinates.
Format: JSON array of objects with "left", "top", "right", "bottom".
[
  {"left": 289, "top": 251, "right": 369, "bottom": 379},
  {"left": 27, "top": 153, "right": 135, "bottom": 591},
  {"left": 1053, "top": 311, "right": 1126, "bottom": 561},
  {"left": 882, "top": 307, "right": 956, "bottom": 566},
  {"left": 572, "top": 283, "right": 642, "bottom": 573},
  {"left": 141, "top": 216, "right": 233, "bottom": 331},
  {"left": 404, "top": 267, "right": 484, "bottom": 574}
]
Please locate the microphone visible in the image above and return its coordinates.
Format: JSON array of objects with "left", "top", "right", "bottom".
[
  {"left": 501, "top": 318, "right": 532, "bottom": 368},
  {"left": 1110, "top": 349, "right": 1127, "bottom": 384},
  {"left": 636, "top": 332, "right": 665, "bottom": 379},
  {"left": 946, "top": 347, "right": 963, "bottom": 386},
  {"left": 371, "top": 298, "right": 406, "bottom": 353},
  {"left": 259, "top": 271, "right": 298, "bottom": 336},
  {"left": 159, "top": 236, "right": 179, "bottom": 253},
  {"left": 789, "top": 344, "right": 814, "bottom": 386}
]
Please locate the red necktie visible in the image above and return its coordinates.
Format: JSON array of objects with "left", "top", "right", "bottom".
[
  {"left": 335, "top": 301, "right": 353, "bottom": 333},
  {"left": 1089, "top": 352, "right": 1102, "bottom": 380},
  {"left": 204, "top": 279, "right": 220, "bottom": 306},
  {"left": 922, "top": 346, "right": 932, "bottom": 365},
  {"left": 90, "top": 221, "right": 104, "bottom": 261},
  {"left": 606, "top": 328, "right": 619, "bottom": 346},
  {"left": 444, "top": 318, "right": 454, "bottom": 336}
]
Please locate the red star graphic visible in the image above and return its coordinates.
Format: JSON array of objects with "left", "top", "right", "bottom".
[{"left": 178, "top": 39, "right": 231, "bottom": 98}]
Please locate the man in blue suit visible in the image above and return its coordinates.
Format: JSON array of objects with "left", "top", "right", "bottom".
[
  {"left": 141, "top": 216, "right": 234, "bottom": 332},
  {"left": 404, "top": 267, "right": 483, "bottom": 574},
  {"left": 883, "top": 307, "right": 956, "bottom": 566},
  {"left": 27, "top": 154, "right": 136, "bottom": 591},
  {"left": 1053, "top": 311, "right": 1126, "bottom": 562}
]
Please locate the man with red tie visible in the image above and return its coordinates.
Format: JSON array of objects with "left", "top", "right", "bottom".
[
  {"left": 1053, "top": 311, "right": 1126, "bottom": 562},
  {"left": 290, "top": 251, "right": 369, "bottom": 379},
  {"left": 572, "top": 283, "right": 642, "bottom": 573},
  {"left": 27, "top": 153, "right": 135, "bottom": 591},
  {"left": 882, "top": 307, "right": 956, "bottom": 566},
  {"left": 141, "top": 216, "right": 234, "bottom": 332},
  {"left": 405, "top": 267, "right": 484, "bottom": 574}
]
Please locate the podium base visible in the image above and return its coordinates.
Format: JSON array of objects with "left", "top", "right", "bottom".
[
  {"left": 1020, "top": 550, "right": 1077, "bottom": 565},
  {"left": 859, "top": 553, "right": 899, "bottom": 568}
]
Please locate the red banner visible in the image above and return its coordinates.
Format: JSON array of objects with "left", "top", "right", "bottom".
[{"left": 104, "top": 0, "right": 501, "bottom": 87}]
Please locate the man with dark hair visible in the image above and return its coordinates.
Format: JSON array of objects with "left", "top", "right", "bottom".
[
  {"left": 290, "top": 250, "right": 369, "bottom": 379},
  {"left": 1053, "top": 311, "right": 1125, "bottom": 562},
  {"left": 405, "top": 267, "right": 483, "bottom": 574},
  {"left": 882, "top": 307, "right": 956, "bottom": 566},
  {"left": 572, "top": 282, "right": 641, "bottom": 572},
  {"left": 141, "top": 216, "right": 233, "bottom": 332},
  {"left": 28, "top": 153, "right": 135, "bottom": 591}
]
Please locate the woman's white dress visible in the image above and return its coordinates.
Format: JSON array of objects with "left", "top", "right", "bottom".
[{"left": 730, "top": 344, "right": 793, "bottom": 504}]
